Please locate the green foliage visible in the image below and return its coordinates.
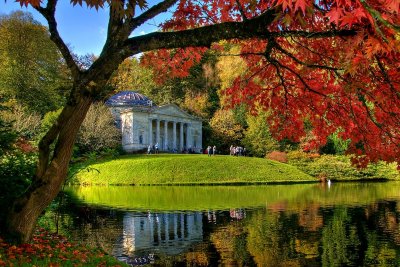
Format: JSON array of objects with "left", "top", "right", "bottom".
[
  {"left": 0, "top": 11, "right": 69, "bottom": 115},
  {"left": 110, "top": 57, "right": 156, "bottom": 93},
  {"left": 242, "top": 111, "right": 278, "bottom": 157},
  {"left": 232, "top": 104, "right": 248, "bottom": 128},
  {"left": 320, "top": 132, "right": 350, "bottom": 155},
  {"left": 40, "top": 108, "right": 62, "bottom": 136},
  {"left": 0, "top": 152, "right": 36, "bottom": 226},
  {"left": 209, "top": 109, "right": 244, "bottom": 152},
  {"left": 71, "top": 154, "right": 313, "bottom": 185},
  {"left": 287, "top": 151, "right": 399, "bottom": 181},
  {"left": 0, "top": 97, "right": 17, "bottom": 155}
]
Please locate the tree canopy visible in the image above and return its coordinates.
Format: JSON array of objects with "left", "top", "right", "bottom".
[{"left": 0, "top": 11, "right": 68, "bottom": 114}]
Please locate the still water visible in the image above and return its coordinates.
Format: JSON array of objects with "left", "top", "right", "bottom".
[{"left": 57, "top": 182, "right": 400, "bottom": 266}]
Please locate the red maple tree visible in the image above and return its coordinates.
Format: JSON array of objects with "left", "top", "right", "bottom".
[{"left": 144, "top": 0, "right": 400, "bottom": 168}]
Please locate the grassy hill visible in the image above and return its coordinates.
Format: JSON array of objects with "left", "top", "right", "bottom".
[{"left": 71, "top": 154, "right": 315, "bottom": 185}]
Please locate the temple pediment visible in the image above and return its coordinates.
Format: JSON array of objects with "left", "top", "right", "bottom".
[{"left": 154, "top": 104, "right": 199, "bottom": 120}]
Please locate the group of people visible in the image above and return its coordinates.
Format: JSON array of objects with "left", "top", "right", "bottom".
[
  {"left": 230, "top": 145, "right": 246, "bottom": 156},
  {"left": 206, "top": 145, "right": 217, "bottom": 156},
  {"left": 147, "top": 143, "right": 159, "bottom": 154}
]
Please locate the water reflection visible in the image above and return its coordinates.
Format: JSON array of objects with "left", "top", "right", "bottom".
[
  {"left": 58, "top": 182, "right": 400, "bottom": 266},
  {"left": 116, "top": 212, "right": 203, "bottom": 257}
]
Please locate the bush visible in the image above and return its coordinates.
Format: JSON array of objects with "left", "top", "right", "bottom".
[
  {"left": 75, "top": 102, "right": 121, "bottom": 155},
  {"left": 266, "top": 151, "right": 288, "bottom": 163},
  {"left": 287, "top": 151, "right": 399, "bottom": 181},
  {"left": 0, "top": 152, "right": 36, "bottom": 226}
]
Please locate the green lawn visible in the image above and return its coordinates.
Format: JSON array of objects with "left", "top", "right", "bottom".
[{"left": 71, "top": 154, "right": 314, "bottom": 185}]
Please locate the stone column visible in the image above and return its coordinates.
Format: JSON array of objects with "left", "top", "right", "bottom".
[
  {"left": 164, "top": 120, "right": 168, "bottom": 151},
  {"left": 156, "top": 119, "right": 160, "bottom": 146},
  {"left": 198, "top": 122, "right": 203, "bottom": 152},
  {"left": 179, "top": 122, "right": 184, "bottom": 151},
  {"left": 172, "top": 121, "right": 177, "bottom": 151},
  {"left": 148, "top": 119, "right": 153, "bottom": 145},
  {"left": 186, "top": 123, "right": 191, "bottom": 150}
]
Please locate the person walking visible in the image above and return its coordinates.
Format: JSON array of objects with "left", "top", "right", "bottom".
[
  {"left": 155, "top": 143, "right": 159, "bottom": 154},
  {"left": 213, "top": 145, "right": 216, "bottom": 156},
  {"left": 147, "top": 144, "right": 152, "bottom": 154},
  {"left": 207, "top": 146, "right": 212, "bottom": 156}
]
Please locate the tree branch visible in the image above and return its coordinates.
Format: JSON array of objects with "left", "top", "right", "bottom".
[
  {"left": 126, "top": 0, "right": 179, "bottom": 34},
  {"left": 235, "top": 0, "right": 248, "bottom": 21},
  {"left": 34, "top": 0, "right": 81, "bottom": 78},
  {"left": 123, "top": 9, "right": 356, "bottom": 56},
  {"left": 273, "top": 41, "right": 341, "bottom": 71}
]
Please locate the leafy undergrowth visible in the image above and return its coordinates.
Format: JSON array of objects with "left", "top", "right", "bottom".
[
  {"left": 287, "top": 151, "right": 400, "bottom": 181},
  {"left": 0, "top": 229, "right": 127, "bottom": 267}
]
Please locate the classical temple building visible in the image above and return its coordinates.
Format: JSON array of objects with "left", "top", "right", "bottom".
[{"left": 106, "top": 91, "right": 203, "bottom": 153}]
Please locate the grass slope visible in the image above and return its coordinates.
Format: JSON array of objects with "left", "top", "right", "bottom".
[{"left": 72, "top": 154, "right": 314, "bottom": 185}]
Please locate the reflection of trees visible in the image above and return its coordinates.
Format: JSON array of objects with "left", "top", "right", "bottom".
[
  {"left": 210, "top": 222, "right": 254, "bottom": 266},
  {"left": 246, "top": 211, "right": 303, "bottom": 266},
  {"left": 321, "top": 208, "right": 363, "bottom": 266},
  {"left": 52, "top": 192, "right": 400, "bottom": 266},
  {"left": 363, "top": 201, "right": 400, "bottom": 266},
  {"left": 47, "top": 196, "right": 124, "bottom": 254}
]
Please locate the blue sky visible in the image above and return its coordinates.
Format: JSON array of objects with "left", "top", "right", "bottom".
[{"left": 0, "top": 1, "right": 170, "bottom": 56}]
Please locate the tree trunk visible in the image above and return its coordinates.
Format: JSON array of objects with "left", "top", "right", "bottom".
[{"left": 6, "top": 95, "right": 92, "bottom": 243}]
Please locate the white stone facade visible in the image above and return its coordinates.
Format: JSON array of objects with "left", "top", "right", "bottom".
[{"left": 119, "top": 104, "right": 203, "bottom": 153}]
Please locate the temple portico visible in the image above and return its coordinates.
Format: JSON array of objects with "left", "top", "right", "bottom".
[{"left": 146, "top": 119, "right": 198, "bottom": 152}]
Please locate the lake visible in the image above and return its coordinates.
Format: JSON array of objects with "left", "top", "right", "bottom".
[{"left": 55, "top": 182, "right": 400, "bottom": 266}]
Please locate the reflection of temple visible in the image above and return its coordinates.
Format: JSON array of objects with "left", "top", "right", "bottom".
[{"left": 114, "top": 212, "right": 203, "bottom": 256}]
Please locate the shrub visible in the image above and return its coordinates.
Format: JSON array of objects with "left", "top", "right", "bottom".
[
  {"left": 0, "top": 152, "right": 36, "bottom": 226},
  {"left": 266, "top": 151, "right": 288, "bottom": 163},
  {"left": 76, "top": 102, "right": 121, "bottom": 154},
  {"left": 1, "top": 103, "right": 41, "bottom": 140},
  {"left": 287, "top": 151, "right": 399, "bottom": 181}
]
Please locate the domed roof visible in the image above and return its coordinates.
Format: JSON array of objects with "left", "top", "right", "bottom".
[{"left": 106, "top": 91, "right": 153, "bottom": 107}]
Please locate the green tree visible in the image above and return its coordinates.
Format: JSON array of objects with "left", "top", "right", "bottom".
[
  {"left": 209, "top": 109, "right": 244, "bottom": 152},
  {"left": 242, "top": 110, "right": 278, "bottom": 157},
  {"left": 0, "top": 11, "right": 68, "bottom": 114},
  {"left": 109, "top": 57, "right": 156, "bottom": 93}
]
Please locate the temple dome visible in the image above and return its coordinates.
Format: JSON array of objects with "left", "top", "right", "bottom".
[{"left": 106, "top": 91, "right": 153, "bottom": 107}]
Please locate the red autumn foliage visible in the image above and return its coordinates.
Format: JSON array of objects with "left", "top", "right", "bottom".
[
  {"left": 143, "top": 0, "right": 400, "bottom": 168},
  {"left": 0, "top": 229, "right": 122, "bottom": 266},
  {"left": 15, "top": 138, "right": 37, "bottom": 153}
]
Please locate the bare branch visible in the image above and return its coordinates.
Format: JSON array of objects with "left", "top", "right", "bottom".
[
  {"left": 34, "top": 0, "right": 80, "bottom": 78},
  {"left": 273, "top": 41, "right": 341, "bottom": 71},
  {"left": 235, "top": 0, "right": 248, "bottom": 21},
  {"left": 126, "top": 0, "right": 179, "bottom": 34},
  {"left": 272, "top": 58, "right": 328, "bottom": 97}
]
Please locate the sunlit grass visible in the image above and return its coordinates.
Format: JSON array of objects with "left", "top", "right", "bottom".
[{"left": 71, "top": 154, "right": 314, "bottom": 185}]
